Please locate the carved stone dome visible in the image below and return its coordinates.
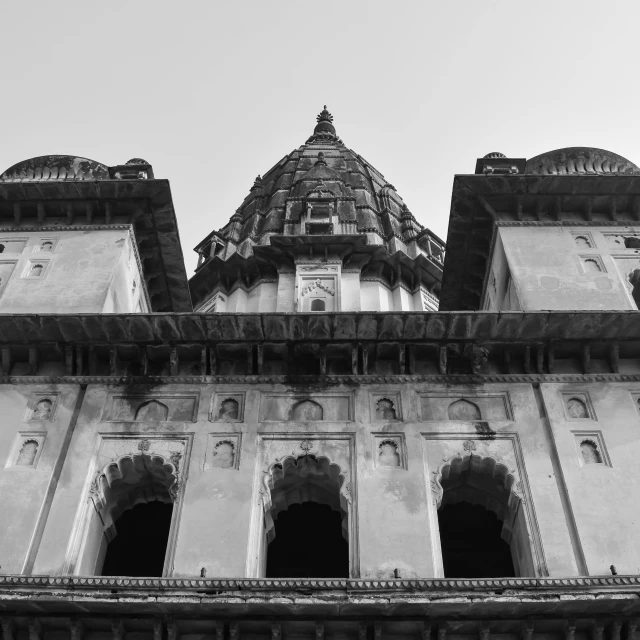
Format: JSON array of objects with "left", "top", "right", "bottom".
[
  {"left": 0, "top": 155, "right": 110, "bottom": 182},
  {"left": 525, "top": 147, "right": 640, "bottom": 175},
  {"left": 213, "top": 106, "right": 425, "bottom": 256}
]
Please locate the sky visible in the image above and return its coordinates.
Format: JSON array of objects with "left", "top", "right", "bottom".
[{"left": 1, "top": 0, "right": 639, "bottom": 275}]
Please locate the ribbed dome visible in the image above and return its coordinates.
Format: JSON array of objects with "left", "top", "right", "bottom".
[
  {"left": 525, "top": 147, "right": 640, "bottom": 175},
  {"left": 0, "top": 155, "right": 110, "bottom": 181},
  {"left": 214, "top": 106, "right": 424, "bottom": 255}
]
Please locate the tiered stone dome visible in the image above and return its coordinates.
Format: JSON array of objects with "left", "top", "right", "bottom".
[{"left": 213, "top": 106, "right": 424, "bottom": 256}]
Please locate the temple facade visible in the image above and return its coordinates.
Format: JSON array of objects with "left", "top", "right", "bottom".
[{"left": 1, "top": 111, "right": 640, "bottom": 639}]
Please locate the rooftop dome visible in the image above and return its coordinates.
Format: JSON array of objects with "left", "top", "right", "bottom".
[
  {"left": 0, "top": 155, "right": 110, "bottom": 182},
  {"left": 525, "top": 147, "right": 640, "bottom": 175},
  {"left": 212, "top": 106, "right": 425, "bottom": 254}
]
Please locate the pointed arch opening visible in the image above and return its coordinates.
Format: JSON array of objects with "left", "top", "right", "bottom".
[
  {"left": 77, "top": 452, "right": 179, "bottom": 577},
  {"left": 433, "top": 453, "right": 534, "bottom": 578},
  {"left": 261, "top": 454, "right": 349, "bottom": 578}
]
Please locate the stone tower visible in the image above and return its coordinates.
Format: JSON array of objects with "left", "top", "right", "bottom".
[{"left": 0, "top": 112, "right": 639, "bottom": 640}]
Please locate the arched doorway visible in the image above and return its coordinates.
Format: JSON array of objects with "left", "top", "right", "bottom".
[
  {"left": 262, "top": 455, "right": 349, "bottom": 578},
  {"left": 77, "top": 453, "right": 179, "bottom": 576},
  {"left": 434, "top": 453, "right": 534, "bottom": 578}
]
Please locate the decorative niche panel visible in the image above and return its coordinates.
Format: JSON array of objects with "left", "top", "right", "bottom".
[
  {"left": 210, "top": 392, "right": 245, "bottom": 423},
  {"left": 296, "top": 263, "right": 341, "bottom": 312},
  {"left": 260, "top": 393, "right": 352, "bottom": 422},
  {"left": 572, "top": 430, "right": 611, "bottom": 467},
  {"left": 7, "top": 431, "right": 46, "bottom": 468},
  {"left": 561, "top": 391, "right": 596, "bottom": 421},
  {"left": 373, "top": 434, "right": 406, "bottom": 469},
  {"left": 205, "top": 434, "right": 241, "bottom": 470},
  {"left": 370, "top": 392, "right": 402, "bottom": 422},
  {"left": 420, "top": 393, "right": 513, "bottom": 421},
  {"left": 103, "top": 394, "right": 199, "bottom": 422},
  {"left": 24, "top": 392, "right": 60, "bottom": 422}
]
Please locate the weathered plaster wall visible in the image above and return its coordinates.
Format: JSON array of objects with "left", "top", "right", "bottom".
[
  {"left": 0, "top": 379, "right": 633, "bottom": 579},
  {"left": 0, "top": 384, "right": 81, "bottom": 574},
  {"left": 493, "top": 226, "right": 640, "bottom": 311},
  {"left": 0, "top": 230, "right": 146, "bottom": 313}
]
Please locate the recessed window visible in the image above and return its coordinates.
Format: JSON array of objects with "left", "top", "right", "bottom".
[
  {"left": 39, "top": 240, "right": 54, "bottom": 252},
  {"left": 311, "top": 299, "right": 325, "bottom": 311},
  {"left": 0, "top": 244, "right": 5, "bottom": 254},
  {"left": 29, "top": 263, "right": 44, "bottom": 277}
]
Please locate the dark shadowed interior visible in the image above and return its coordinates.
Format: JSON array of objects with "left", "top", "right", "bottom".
[
  {"left": 266, "top": 502, "right": 348, "bottom": 578},
  {"left": 438, "top": 502, "right": 515, "bottom": 578},
  {"left": 102, "top": 501, "right": 173, "bottom": 577}
]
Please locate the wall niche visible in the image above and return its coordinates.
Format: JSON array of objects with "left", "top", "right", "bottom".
[
  {"left": 25, "top": 393, "right": 59, "bottom": 422},
  {"left": 373, "top": 434, "right": 406, "bottom": 469},
  {"left": 561, "top": 392, "right": 595, "bottom": 421},
  {"left": 205, "top": 434, "right": 240, "bottom": 470},
  {"left": 260, "top": 393, "right": 352, "bottom": 422},
  {"left": 8, "top": 432, "right": 45, "bottom": 468},
  {"left": 210, "top": 393, "right": 244, "bottom": 423},
  {"left": 370, "top": 393, "right": 401, "bottom": 422},
  {"left": 104, "top": 394, "right": 199, "bottom": 422},
  {"left": 572, "top": 431, "right": 610, "bottom": 467},
  {"left": 420, "top": 393, "right": 512, "bottom": 421}
]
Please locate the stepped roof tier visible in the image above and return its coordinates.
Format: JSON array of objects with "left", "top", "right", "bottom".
[{"left": 189, "top": 107, "right": 444, "bottom": 310}]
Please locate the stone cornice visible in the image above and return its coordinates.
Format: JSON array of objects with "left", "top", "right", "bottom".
[
  {"left": 3, "top": 373, "right": 640, "bottom": 385},
  {"left": 0, "top": 573, "right": 639, "bottom": 592}
]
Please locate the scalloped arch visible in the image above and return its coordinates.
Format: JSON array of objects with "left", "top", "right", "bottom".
[
  {"left": 261, "top": 454, "right": 349, "bottom": 542},
  {"left": 91, "top": 452, "right": 179, "bottom": 527},
  {"left": 432, "top": 451, "right": 523, "bottom": 525}
]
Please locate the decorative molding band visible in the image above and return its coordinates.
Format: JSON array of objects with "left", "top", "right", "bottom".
[
  {"left": 0, "top": 574, "right": 639, "bottom": 591},
  {"left": 3, "top": 373, "right": 640, "bottom": 385}
]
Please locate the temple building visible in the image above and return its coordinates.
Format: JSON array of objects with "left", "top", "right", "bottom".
[{"left": 0, "top": 109, "right": 640, "bottom": 639}]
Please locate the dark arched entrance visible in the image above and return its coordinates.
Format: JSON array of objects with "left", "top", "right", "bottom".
[
  {"left": 266, "top": 502, "right": 348, "bottom": 577},
  {"left": 101, "top": 501, "right": 173, "bottom": 577},
  {"left": 438, "top": 502, "right": 515, "bottom": 578}
]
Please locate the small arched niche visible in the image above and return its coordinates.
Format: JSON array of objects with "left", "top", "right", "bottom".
[
  {"left": 434, "top": 453, "right": 534, "bottom": 578},
  {"left": 311, "top": 299, "right": 325, "bottom": 311},
  {"left": 448, "top": 399, "right": 481, "bottom": 421},
  {"left": 135, "top": 400, "right": 169, "bottom": 422},
  {"left": 77, "top": 452, "right": 179, "bottom": 577},
  {"left": 290, "top": 399, "right": 323, "bottom": 421},
  {"left": 260, "top": 455, "right": 349, "bottom": 578}
]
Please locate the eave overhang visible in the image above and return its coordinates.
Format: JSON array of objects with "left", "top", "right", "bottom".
[
  {"left": 0, "top": 311, "right": 637, "bottom": 345},
  {"left": 189, "top": 235, "right": 443, "bottom": 309},
  {"left": 0, "top": 179, "right": 192, "bottom": 312},
  {"left": 440, "top": 174, "right": 640, "bottom": 312}
]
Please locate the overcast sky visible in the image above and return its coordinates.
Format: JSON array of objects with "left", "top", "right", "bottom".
[{"left": 1, "top": 1, "right": 638, "bottom": 274}]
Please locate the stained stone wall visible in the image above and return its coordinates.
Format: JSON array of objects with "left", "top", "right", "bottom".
[
  {"left": 0, "top": 229, "right": 147, "bottom": 313},
  {"left": 484, "top": 226, "right": 640, "bottom": 312},
  {"left": 1, "top": 378, "right": 639, "bottom": 579}
]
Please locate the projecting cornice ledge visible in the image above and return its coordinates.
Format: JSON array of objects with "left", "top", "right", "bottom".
[
  {"left": 0, "top": 311, "right": 639, "bottom": 344},
  {"left": 2, "top": 575, "right": 640, "bottom": 620}
]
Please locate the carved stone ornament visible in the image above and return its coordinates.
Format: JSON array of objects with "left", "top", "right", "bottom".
[
  {"left": 301, "top": 279, "right": 335, "bottom": 297},
  {"left": 463, "top": 439, "right": 477, "bottom": 452}
]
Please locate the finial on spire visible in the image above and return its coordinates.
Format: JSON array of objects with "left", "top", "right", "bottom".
[
  {"left": 307, "top": 105, "right": 339, "bottom": 143},
  {"left": 317, "top": 105, "right": 334, "bottom": 124},
  {"left": 251, "top": 175, "right": 263, "bottom": 191}
]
